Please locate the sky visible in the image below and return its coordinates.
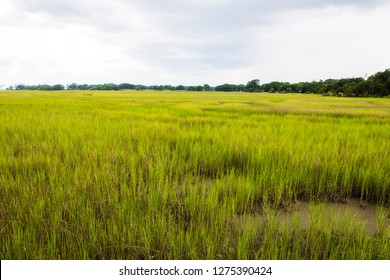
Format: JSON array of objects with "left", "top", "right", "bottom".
[{"left": 1, "top": 0, "right": 390, "bottom": 88}]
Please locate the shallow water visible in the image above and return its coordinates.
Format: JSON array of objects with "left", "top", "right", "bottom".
[{"left": 237, "top": 199, "right": 390, "bottom": 234}]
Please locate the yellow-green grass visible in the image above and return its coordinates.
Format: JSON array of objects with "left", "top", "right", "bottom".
[{"left": 0, "top": 91, "right": 389, "bottom": 259}]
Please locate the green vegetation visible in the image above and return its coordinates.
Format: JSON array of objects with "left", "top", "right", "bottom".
[
  {"left": 9, "top": 68, "right": 390, "bottom": 97},
  {"left": 0, "top": 91, "right": 389, "bottom": 259}
]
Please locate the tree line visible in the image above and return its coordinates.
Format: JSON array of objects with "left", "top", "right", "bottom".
[
  {"left": 10, "top": 83, "right": 211, "bottom": 92},
  {"left": 8, "top": 69, "right": 390, "bottom": 97},
  {"left": 215, "top": 70, "right": 390, "bottom": 97}
]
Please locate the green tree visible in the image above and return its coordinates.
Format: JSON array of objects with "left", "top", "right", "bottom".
[
  {"left": 118, "top": 83, "right": 135, "bottom": 90},
  {"left": 78, "top": 84, "right": 90, "bottom": 90},
  {"left": 52, "top": 84, "right": 65, "bottom": 91},
  {"left": 67, "top": 83, "right": 78, "bottom": 90},
  {"left": 246, "top": 79, "right": 261, "bottom": 92}
]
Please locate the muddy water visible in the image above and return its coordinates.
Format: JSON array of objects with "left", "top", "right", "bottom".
[
  {"left": 237, "top": 199, "right": 390, "bottom": 234},
  {"left": 180, "top": 177, "right": 390, "bottom": 234}
]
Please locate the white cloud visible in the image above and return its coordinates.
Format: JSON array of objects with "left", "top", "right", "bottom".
[
  {"left": 1, "top": 0, "right": 390, "bottom": 86},
  {"left": 252, "top": 4, "right": 390, "bottom": 83}
]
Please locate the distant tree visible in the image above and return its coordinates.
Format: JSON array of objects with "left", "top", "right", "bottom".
[
  {"left": 368, "top": 69, "right": 390, "bottom": 95},
  {"left": 215, "top": 84, "right": 233, "bottom": 91},
  {"left": 77, "top": 84, "right": 90, "bottom": 90},
  {"left": 92, "top": 83, "right": 119, "bottom": 90},
  {"left": 187, "top": 86, "right": 196, "bottom": 91},
  {"left": 135, "top": 85, "right": 147, "bottom": 90},
  {"left": 366, "top": 81, "right": 388, "bottom": 96},
  {"left": 67, "top": 83, "right": 78, "bottom": 90},
  {"left": 163, "top": 85, "right": 174, "bottom": 90},
  {"left": 343, "top": 83, "right": 357, "bottom": 97},
  {"left": 16, "top": 84, "right": 26, "bottom": 90},
  {"left": 369, "top": 69, "right": 390, "bottom": 84},
  {"left": 188, "top": 86, "right": 204, "bottom": 91},
  {"left": 237, "top": 84, "right": 247, "bottom": 91},
  {"left": 37, "top": 84, "right": 52, "bottom": 91},
  {"left": 301, "top": 82, "right": 315, "bottom": 93},
  {"left": 176, "top": 85, "right": 185, "bottom": 91},
  {"left": 203, "top": 84, "right": 211, "bottom": 91},
  {"left": 118, "top": 83, "right": 135, "bottom": 90},
  {"left": 215, "top": 83, "right": 246, "bottom": 92},
  {"left": 52, "top": 84, "right": 65, "bottom": 91},
  {"left": 246, "top": 79, "right": 261, "bottom": 92},
  {"left": 261, "top": 81, "right": 288, "bottom": 93},
  {"left": 109, "top": 83, "right": 120, "bottom": 90},
  {"left": 352, "top": 80, "right": 387, "bottom": 96}
]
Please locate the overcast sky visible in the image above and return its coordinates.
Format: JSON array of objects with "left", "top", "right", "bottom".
[{"left": 1, "top": 0, "right": 390, "bottom": 87}]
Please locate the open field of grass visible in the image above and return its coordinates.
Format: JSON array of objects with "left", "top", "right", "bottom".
[{"left": 0, "top": 91, "right": 389, "bottom": 259}]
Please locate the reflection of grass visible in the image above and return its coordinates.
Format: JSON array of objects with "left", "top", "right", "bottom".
[{"left": 0, "top": 91, "right": 389, "bottom": 259}]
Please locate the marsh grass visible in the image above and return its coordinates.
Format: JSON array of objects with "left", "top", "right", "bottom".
[{"left": 0, "top": 91, "right": 389, "bottom": 259}]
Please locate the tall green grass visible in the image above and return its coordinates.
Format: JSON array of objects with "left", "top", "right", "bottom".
[{"left": 0, "top": 91, "right": 389, "bottom": 259}]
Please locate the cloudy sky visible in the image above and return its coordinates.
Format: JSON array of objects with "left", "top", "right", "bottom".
[{"left": 1, "top": 0, "right": 390, "bottom": 87}]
